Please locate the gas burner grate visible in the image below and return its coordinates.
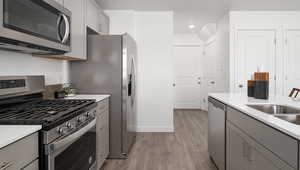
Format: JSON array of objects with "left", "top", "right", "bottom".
[{"left": 0, "top": 99, "right": 95, "bottom": 124}]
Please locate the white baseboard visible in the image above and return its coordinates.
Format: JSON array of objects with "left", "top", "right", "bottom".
[{"left": 131, "top": 125, "right": 174, "bottom": 132}]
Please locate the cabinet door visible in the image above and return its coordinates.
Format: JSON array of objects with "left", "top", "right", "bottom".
[
  {"left": 284, "top": 30, "right": 300, "bottom": 95},
  {"left": 99, "top": 11, "right": 110, "bottom": 34},
  {"left": 234, "top": 29, "right": 277, "bottom": 94},
  {"left": 228, "top": 122, "right": 295, "bottom": 170},
  {"left": 249, "top": 146, "right": 294, "bottom": 170},
  {"left": 64, "top": 0, "right": 87, "bottom": 60},
  {"left": 87, "top": 0, "right": 100, "bottom": 33},
  {"left": 227, "top": 123, "right": 250, "bottom": 170}
]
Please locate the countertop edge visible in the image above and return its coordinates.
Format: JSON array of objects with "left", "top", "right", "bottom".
[
  {"left": 209, "top": 93, "right": 300, "bottom": 140},
  {"left": 0, "top": 125, "right": 42, "bottom": 149}
]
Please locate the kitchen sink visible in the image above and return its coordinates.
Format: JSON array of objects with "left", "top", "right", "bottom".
[
  {"left": 275, "top": 115, "right": 300, "bottom": 125},
  {"left": 246, "top": 104, "right": 300, "bottom": 115},
  {"left": 247, "top": 104, "right": 300, "bottom": 125}
]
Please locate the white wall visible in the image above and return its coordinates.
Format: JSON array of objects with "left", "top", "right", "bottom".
[
  {"left": 0, "top": 50, "right": 68, "bottom": 85},
  {"left": 173, "top": 33, "right": 203, "bottom": 46},
  {"left": 135, "top": 11, "right": 174, "bottom": 132},
  {"left": 107, "top": 10, "right": 174, "bottom": 132},
  {"left": 214, "top": 14, "right": 230, "bottom": 92},
  {"left": 105, "top": 10, "right": 136, "bottom": 39}
]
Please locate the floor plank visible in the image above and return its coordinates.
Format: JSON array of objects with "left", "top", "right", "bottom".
[{"left": 102, "top": 109, "right": 217, "bottom": 170}]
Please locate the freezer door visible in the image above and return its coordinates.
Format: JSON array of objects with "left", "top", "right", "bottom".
[{"left": 121, "top": 34, "right": 137, "bottom": 155}]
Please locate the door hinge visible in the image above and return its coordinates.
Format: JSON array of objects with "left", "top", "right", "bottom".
[
  {"left": 274, "top": 38, "right": 277, "bottom": 44},
  {"left": 274, "top": 75, "right": 276, "bottom": 81}
]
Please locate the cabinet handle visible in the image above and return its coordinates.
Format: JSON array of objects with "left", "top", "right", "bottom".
[
  {"left": 248, "top": 146, "right": 255, "bottom": 162},
  {"left": 0, "top": 162, "right": 12, "bottom": 170},
  {"left": 242, "top": 142, "right": 248, "bottom": 158}
]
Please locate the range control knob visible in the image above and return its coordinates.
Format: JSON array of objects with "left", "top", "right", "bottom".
[
  {"left": 77, "top": 116, "right": 85, "bottom": 123},
  {"left": 66, "top": 122, "right": 73, "bottom": 129},
  {"left": 85, "top": 112, "right": 90, "bottom": 117},
  {"left": 57, "top": 127, "right": 68, "bottom": 135}
]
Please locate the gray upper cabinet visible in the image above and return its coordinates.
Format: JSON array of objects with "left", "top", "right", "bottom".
[
  {"left": 98, "top": 10, "right": 110, "bottom": 34},
  {"left": 64, "top": 0, "right": 87, "bottom": 60},
  {"left": 87, "top": 0, "right": 109, "bottom": 34},
  {"left": 55, "top": 0, "right": 109, "bottom": 60},
  {"left": 227, "top": 123, "right": 294, "bottom": 170}
]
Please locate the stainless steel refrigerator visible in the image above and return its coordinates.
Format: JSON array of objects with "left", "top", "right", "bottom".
[{"left": 70, "top": 34, "right": 137, "bottom": 159}]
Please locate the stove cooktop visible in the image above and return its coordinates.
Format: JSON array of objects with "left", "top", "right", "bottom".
[{"left": 0, "top": 99, "right": 96, "bottom": 130}]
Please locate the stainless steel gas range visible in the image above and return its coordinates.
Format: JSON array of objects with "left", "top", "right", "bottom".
[{"left": 0, "top": 76, "right": 97, "bottom": 170}]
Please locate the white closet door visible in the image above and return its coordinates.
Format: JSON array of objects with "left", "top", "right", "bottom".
[
  {"left": 235, "top": 30, "right": 277, "bottom": 94},
  {"left": 174, "top": 46, "right": 203, "bottom": 109},
  {"left": 285, "top": 30, "right": 300, "bottom": 95}
]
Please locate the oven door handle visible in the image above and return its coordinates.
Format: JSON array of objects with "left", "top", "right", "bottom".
[{"left": 50, "top": 119, "right": 96, "bottom": 154}]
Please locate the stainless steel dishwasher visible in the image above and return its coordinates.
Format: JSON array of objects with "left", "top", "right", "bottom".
[{"left": 208, "top": 97, "right": 226, "bottom": 170}]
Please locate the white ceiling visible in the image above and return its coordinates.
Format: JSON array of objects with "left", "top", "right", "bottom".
[{"left": 97, "top": 0, "right": 300, "bottom": 33}]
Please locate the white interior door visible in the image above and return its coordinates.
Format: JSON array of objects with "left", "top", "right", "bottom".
[
  {"left": 174, "top": 46, "right": 204, "bottom": 109},
  {"left": 285, "top": 30, "right": 300, "bottom": 95},
  {"left": 235, "top": 30, "right": 277, "bottom": 94}
]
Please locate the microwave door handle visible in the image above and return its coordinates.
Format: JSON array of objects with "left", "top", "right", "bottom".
[
  {"left": 57, "top": 14, "right": 63, "bottom": 42},
  {"left": 50, "top": 119, "right": 96, "bottom": 155},
  {"left": 61, "top": 14, "right": 70, "bottom": 43}
]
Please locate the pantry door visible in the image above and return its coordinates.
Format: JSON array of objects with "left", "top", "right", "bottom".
[
  {"left": 234, "top": 29, "right": 277, "bottom": 95},
  {"left": 173, "top": 46, "right": 204, "bottom": 109},
  {"left": 285, "top": 30, "right": 300, "bottom": 95}
]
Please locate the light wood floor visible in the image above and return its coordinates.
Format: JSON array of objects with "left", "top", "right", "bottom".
[{"left": 102, "top": 109, "right": 217, "bottom": 170}]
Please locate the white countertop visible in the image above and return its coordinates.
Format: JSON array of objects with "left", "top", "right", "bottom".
[
  {"left": 65, "top": 94, "right": 110, "bottom": 102},
  {"left": 209, "top": 93, "right": 300, "bottom": 140},
  {"left": 0, "top": 125, "right": 41, "bottom": 149}
]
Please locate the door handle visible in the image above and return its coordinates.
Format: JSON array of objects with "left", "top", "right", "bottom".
[
  {"left": 198, "top": 82, "right": 201, "bottom": 85},
  {"left": 238, "top": 84, "right": 244, "bottom": 88},
  {"left": 210, "top": 81, "right": 215, "bottom": 84},
  {"left": 173, "top": 83, "right": 176, "bottom": 87}
]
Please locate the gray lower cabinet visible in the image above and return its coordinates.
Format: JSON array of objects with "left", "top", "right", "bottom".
[
  {"left": 0, "top": 132, "right": 39, "bottom": 170},
  {"left": 96, "top": 98, "right": 110, "bottom": 169},
  {"left": 226, "top": 106, "right": 297, "bottom": 170},
  {"left": 226, "top": 123, "right": 250, "bottom": 170},
  {"left": 227, "top": 122, "right": 294, "bottom": 170}
]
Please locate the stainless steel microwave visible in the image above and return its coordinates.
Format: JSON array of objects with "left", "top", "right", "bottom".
[{"left": 0, "top": 0, "right": 71, "bottom": 55}]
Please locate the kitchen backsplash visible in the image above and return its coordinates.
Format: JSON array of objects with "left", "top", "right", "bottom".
[{"left": 0, "top": 50, "right": 69, "bottom": 85}]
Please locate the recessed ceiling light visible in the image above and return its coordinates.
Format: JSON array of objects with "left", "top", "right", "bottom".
[{"left": 189, "top": 24, "right": 195, "bottom": 29}]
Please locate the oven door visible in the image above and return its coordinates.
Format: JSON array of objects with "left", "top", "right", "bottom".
[
  {"left": 0, "top": 0, "right": 71, "bottom": 52},
  {"left": 45, "top": 119, "right": 97, "bottom": 170}
]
